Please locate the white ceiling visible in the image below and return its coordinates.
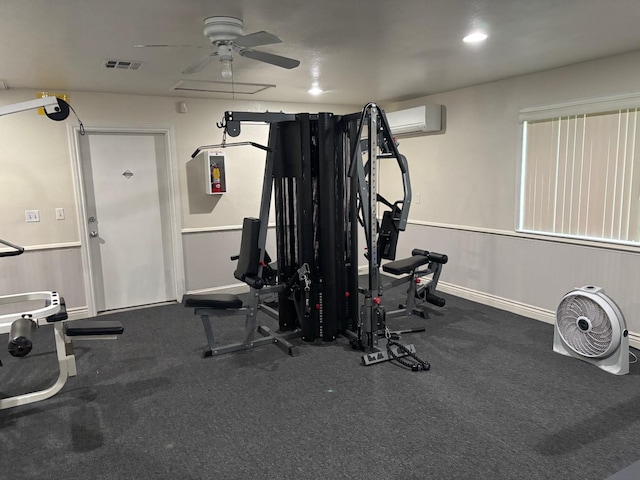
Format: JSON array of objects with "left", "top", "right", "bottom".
[{"left": 2, "top": 0, "right": 640, "bottom": 106}]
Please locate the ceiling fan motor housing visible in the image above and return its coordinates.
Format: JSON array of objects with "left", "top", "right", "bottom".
[
  {"left": 554, "top": 285, "right": 629, "bottom": 375},
  {"left": 203, "top": 16, "right": 244, "bottom": 43}
]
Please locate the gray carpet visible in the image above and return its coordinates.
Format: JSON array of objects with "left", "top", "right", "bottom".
[{"left": 1, "top": 289, "right": 640, "bottom": 480}]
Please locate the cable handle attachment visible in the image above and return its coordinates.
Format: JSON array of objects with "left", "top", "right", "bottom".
[{"left": 386, "top": 339, "right": 431, "bottom": 372}]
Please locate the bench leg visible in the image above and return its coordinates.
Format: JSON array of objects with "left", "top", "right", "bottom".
[
  {"left": 0, "top": 323, "right": 76, "bottom": 410},
  {"left": 194, "top": 297, "right": 301, "bottom": 358},
  {"left": 257, "top": 326, "right": 300, "bottom": 356},
  {"left": 200, "top": 313, "right": 217, "bottom": 358}
]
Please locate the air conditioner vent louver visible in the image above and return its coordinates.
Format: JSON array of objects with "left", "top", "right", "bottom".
[
  {"left": 554, "top": 285, "right": 629, "bottom": 375},
  {"left": 104, "top": 60, "right": 143, "bottom": 70}
]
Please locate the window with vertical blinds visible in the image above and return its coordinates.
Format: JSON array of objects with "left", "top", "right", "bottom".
[{"left": 519, "top": 108, "right": 640, "bottom": 244}]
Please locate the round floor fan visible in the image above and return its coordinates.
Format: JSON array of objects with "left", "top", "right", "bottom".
[{"left": 553, "top": 285, "right": 629, "bottom": 375}]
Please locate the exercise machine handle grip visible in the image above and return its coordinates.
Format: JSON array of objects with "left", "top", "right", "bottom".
[{"left": 425, "top": 293, "right": 446, "bottom": 307}]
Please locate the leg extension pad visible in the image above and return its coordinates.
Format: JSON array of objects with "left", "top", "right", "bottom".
[{"left": 64, "top": 320, "right": 124, "bottom": 336}]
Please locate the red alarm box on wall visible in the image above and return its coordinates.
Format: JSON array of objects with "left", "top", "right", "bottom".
[{"left": 203, "top": 151, "right": 226, "bottom": 194}]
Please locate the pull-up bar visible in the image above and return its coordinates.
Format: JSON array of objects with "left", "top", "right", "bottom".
[{"left": 191, "top": 141, "right": 271, "bottom": 158}]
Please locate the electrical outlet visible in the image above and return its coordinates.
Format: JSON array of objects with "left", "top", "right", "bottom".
[
  {"left": 415, "top": 193, "right": 421, "bottom": 204},
  {"left": 55, "top": 208, "right": 65, "bottom": 220},
  {"left": 25, "top": 210, "right": 40, "bottom": 222}
]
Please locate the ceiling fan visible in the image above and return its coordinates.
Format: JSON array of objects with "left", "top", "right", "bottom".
[{"left": 136, "top": 16, "right": 300, "bottom": 78}]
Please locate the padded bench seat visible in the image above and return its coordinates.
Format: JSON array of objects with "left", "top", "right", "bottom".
[
  {"left": 182, "top": 294, "right": 243, "bottom": 310},
  {"left": 383, "top": 255, "right": 431, "bottom": 275},
  {"left": 64, "top": 320, "right": 124, "bottom": 336}
]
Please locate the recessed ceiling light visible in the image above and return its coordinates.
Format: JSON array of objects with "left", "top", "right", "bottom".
[
  {"left": 463, "top": 32, "right": 488, "bottom": 43},
  {"left": 308, "top": 83, "right": 323, "bottom": 95}
]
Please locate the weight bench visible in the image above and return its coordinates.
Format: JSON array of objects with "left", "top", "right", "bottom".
[
  {"left": 0, "top": 291, "right": 124, "bottom": 410},
  {"left": 183, "top": 217, "right": 302, "bottom": 358},
  {"left": 382, "top": 248, "right": 448, "bottom": 320}
]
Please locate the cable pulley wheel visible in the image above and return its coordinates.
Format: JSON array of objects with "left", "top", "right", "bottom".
[{"left": 45, "top": 98, "right": 70, "bottom": 121}]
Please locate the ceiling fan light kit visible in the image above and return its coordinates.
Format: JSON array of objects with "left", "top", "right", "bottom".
[{"left": 217, "top": 44, "right": 233, "bottom": 78}]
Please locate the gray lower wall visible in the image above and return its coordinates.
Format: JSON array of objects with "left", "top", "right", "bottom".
[
  {"left": 1, "top": 246, "right": 86, "bottom": 310},
  {"left": 2, "top": 227, "right": 276, "bottom": 314},
  {"left": 182, "top": 227, "right": 278, "bottom": 293},
  {"left": 394, "top": 223, "right": 640, "bottom": 341},
  {"left": 4, "top": 224, "right": 639, "bottom": 349}
]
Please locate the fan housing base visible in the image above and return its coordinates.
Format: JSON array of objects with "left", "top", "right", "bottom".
[{"left": 203, "top": 16, "right": 245, "bottom": 43}]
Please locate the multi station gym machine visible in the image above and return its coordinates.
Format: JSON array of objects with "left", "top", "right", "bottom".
[{"left": 184, "top": 103, "right": 448, "bottom": 369}]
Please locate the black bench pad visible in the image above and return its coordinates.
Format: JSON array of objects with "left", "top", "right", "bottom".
[
  {"left": 382, "top": 255, "right": 431, "bottom": 275},
  {"left": 65, "top": 320, "right": 124, "bottom": 336},
  {"left": 182, "top": 294, "right": 243, "bottom": 310}
]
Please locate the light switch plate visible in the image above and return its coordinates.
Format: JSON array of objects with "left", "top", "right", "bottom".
[{"left": 25, "top": 210, "right": 40, "bottom": 222}]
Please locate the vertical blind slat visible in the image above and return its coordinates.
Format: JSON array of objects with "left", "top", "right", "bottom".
[{"left": 520, "top": 109, "right": 640, "bottom": 244}]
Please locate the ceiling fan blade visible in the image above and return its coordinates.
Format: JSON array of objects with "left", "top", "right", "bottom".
[
  {"left": 182, "top": 52, "right": 218, "bottom": 74},
  {"left": 239, "top": 49, "right": 300, "bottom": 69},
  {"left": 134, "top": 44, "right": 202, "bottom": 48},
  {"left": 233, "top": 31, "right": 282, "bottom": 48}
]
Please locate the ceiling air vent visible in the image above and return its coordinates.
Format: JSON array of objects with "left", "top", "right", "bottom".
[{"left": 104, "top": 59, "right": 143, "bottom": 70}]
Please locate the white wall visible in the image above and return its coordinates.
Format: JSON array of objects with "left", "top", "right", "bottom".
[
  {"left": 382, "top": 49, "right": 640, "bottom": 231},
  {"left": 0, "top": 89, "right": 358, "bottom": 309},
  {"left": 0, "top": 89, "right": 357, "bottom": 245},
  {"left": 380, "top": 49, "right": 640, "bottom": 345}
]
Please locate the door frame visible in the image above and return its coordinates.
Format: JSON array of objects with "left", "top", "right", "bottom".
[{"left": 68, "top": 124, "right": 185, "bottom": 316}]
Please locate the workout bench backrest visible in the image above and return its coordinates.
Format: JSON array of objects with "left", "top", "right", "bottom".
[
  {"left": 378, "top": 204, "right": 401, "bottom": 260},
  {"left": 233, "top": 217, "right": 264, "bottom": 289}
]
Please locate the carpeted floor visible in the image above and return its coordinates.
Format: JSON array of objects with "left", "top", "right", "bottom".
[{"left": 1, "top": 288, "right": 640, "bottom": 480}]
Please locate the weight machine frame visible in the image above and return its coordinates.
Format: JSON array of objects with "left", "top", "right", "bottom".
[
  {"left": 338, "top": 104, "right": 428, "bottom": 366},
  {"left": 189, "top": 103, "right": 424, "bottom": 366}
]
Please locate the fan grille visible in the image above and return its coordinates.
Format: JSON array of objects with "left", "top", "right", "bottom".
[{"left": 557, "top": 294, "right": 613, "bottom": 357}]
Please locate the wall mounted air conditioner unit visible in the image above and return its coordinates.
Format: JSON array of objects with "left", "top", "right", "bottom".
[{"left": 386, "top": 105, "right": 442, "bottom": 135}]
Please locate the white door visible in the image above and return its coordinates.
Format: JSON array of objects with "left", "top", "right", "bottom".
[{"left": 81, "top": 133, "right": 175, "bottom": 312}]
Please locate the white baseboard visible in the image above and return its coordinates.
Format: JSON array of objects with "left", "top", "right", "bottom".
[
  {"left": 438, "top": 282, "right": 556, "bottom": 324},
  {"left": 628, "top": 332, "right": 640, "bottom": 351},
  {"left": 186, "top": 282, "right": 250, "bottom": 295},
  {"left": 66, "top": 306, "right": 90, "bottom": 321},
  {"left": 437, "top": 281, "right": 640, "bottom": 351}
]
